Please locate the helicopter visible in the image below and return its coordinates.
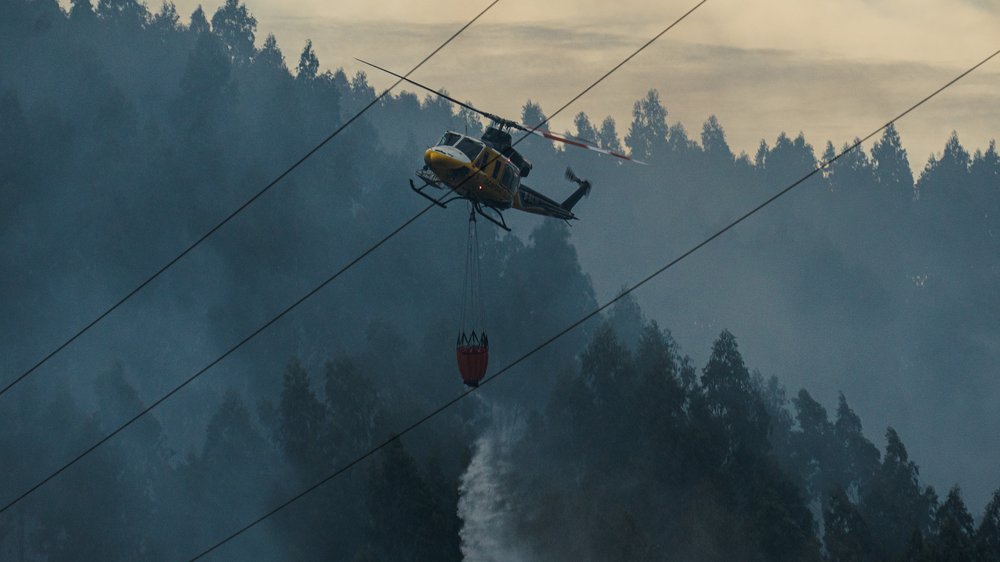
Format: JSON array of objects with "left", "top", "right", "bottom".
[
  {"left": 356, "top": 59, "right": 644, "bottom": 231},
  {"left": 356, "top": 59, "right": 646, "bottom": 387}
]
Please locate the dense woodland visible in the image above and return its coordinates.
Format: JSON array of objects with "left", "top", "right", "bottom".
[{"left": 1, "top": 0, "right": 999, "bottom": 560}]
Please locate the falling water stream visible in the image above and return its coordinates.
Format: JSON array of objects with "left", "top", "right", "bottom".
[{"left": 457, "top": 406, "right": 531, "bottom": 561}]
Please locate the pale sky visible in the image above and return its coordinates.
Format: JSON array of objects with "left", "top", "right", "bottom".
[{"left": 137, "top": 0, "right": 1000, "bottom": 165}]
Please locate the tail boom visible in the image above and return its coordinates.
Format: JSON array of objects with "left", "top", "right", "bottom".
[{"left": 514, "top": 185, "right": 576, "bottom": 220}]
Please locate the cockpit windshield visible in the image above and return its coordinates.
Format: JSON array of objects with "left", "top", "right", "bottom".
[
  {"left": 437, "top": 132, "right": 461, "bottom": 147},
  {"left": 455, "top": 138, "right": 484, "bottom": 161}
]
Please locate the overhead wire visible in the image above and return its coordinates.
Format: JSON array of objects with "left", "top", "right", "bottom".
[
  {"left": 0, "top": 0, "right": 499, "bottom": 512},
  {"left": 0, "top": 0, "right": 708, "bottom": 518},
  {"left": 186, "top": 45, "right": 1000, "bottom": 561},
  {"left": 0, "top": 0, "right": 709, "bottom": 518},
  {"left": 0, "top": 0, "right": 502, "bottom": 401}
]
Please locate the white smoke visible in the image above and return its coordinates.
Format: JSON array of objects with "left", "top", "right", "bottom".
[{"left": 457, "top": 403, "right": 532, "bottom": 562}]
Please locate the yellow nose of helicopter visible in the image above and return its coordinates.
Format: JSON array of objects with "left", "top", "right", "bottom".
[
  {"left": 424, "top": 148, "right": 444, "bottom": 167},
  {"left": 424, "top": 146, "right": 470, "bottom": 177},
  {"left": 424, "top": 148, "right": 455, "bottom": 170}
]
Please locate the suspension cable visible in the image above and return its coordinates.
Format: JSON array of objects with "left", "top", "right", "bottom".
[{"left": 461, "top": 205, "right": 485, "bottom": 338}]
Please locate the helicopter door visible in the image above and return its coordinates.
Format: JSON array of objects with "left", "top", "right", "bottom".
[
  {"left": 474, "top": 149, "right": 504, "bottom": 184},
  {"left": 474, "top": 151, "right": 489, "bottom": 170},
  {"left": 490, "top": 158, "right": 503, "bottom": 181},
  {"left": 500, "top": 164, "right": 519, "bottom": 193}
]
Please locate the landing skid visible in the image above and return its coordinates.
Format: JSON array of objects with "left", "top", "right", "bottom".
[
  {"left": 473, "top": 203, "right": 510, "bottom": 231},
  {"left": 410, "top": 179, "right": 463, "bottom": 208},
  {"left": 416, "top": 167, "right": 445, "bottom": 187},
  {"left": 409, "top": 178, "right": 510, "bottom": 232}
]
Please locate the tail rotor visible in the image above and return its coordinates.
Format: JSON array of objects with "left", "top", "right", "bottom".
[{"left": 561, "top": 167, "right": 592, "bottom": 212}]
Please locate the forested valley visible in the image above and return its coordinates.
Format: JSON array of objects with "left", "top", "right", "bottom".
[{"left": 2, "top": 0, "right": 999, "bottom": 559}]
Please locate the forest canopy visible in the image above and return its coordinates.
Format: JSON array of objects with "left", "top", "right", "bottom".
[{"left": 1, "top": 0, "right": 998, "bottom": 560}]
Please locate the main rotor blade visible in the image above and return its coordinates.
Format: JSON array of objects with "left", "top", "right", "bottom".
[
  {"left": 356, "top": 58, "right": 644, "bottom": 164},
  {"left": 355, "top": 58, "right": 515, "bottom": 127},
  {"left": 525, "top": 128, "right": 647, "bottom": 164}
]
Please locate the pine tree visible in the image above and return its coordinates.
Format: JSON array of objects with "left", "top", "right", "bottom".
[
  {"left": 633, "top": 321, "right": 685, "bottom": 455},
  {"left": 665, "top": 122, "right": 693, "bottom": 154},
  {"left": 700, "top": 330, "right": 770, "bottom": 458},
  {"left": 189, "top": 5, "right": 209, "bottom": 34},
  {"left": 753, "top": 139, "right": 773, "bottom": 188},
  {"left": 791, "top": 389, "right": 833, "bottom": 501},
  {"left": 860, "top": 428, "right": 937, "bottom": 559},
  {"left": 827, "top": 138, "right": 874, "bottom": 192},
  {"left": 295, "top": 39, "right": 318, "bottom": 79},
  {"left": 870, "top": 122, "right": 914, "bottom": 199},
  {"left": 762, "top": 132, "right": 816, "bottom": 186},
  {"left": 368, "top": 440, "right": 457, "bottom": 561},
  {"left": 833, "top": 393, "right": 880, "bottom": 495},
  {"left": 971, "top": 139, "right": 999, "bottom": 184},
  {"left": 757, "top": 374, "right": 796, "bottom": 477},
  {"left": 625, "top": 89, "right": 668, "bottom": 162},
  {"left": 900, "top": 528, "right": 930, "bottom": 562},
  {"left": 97, "top": 0, "right": 149, "bottom": 27},
  {"left": 150, "top": 1, "right": 180, "bottom": 33},
  {"left": 597, "top": 116, "right": 623, "bottom": 153},
  {"left": 976, "top": 489, "right": 1000, "bottom": 561},
  {"left": 701, "top": 114, "right": 734, "bottom": 163},
  {"left": 211, "top": 0, "right": 257, "bottom": 63},
  {"left": 929, "top": 487, "right": 976, "bottom": 561},
  {"left": 517, "top": 99, "right": 557, "bottom": 160},
  {"left": 821, "top": 141, "right": 837, "bottom": 172},
  {"left": 186, "top": 389, "right": 270, "bottom": 543},
  {"left": 580, "top": 323, "right": 631, "bottom": 410},
  {"left": 794, "top": 389, "right": 830, "bottom": 438},
  {"left": 457, "top": 104, "right": 483, "bottom": 137},
  {"left": 349, "top": 70, "right": 375, "bottom": 103},
  {"left": 521, "top": 99, "right": 547, "bottom": 129},
  {"left": 257, "top": 33, "right": 285, "bottom": 70},
  {"left": 824, "top": 486, "right": 875, "bottom": 562},
  {"left": 573, "top": 111, "right": 598, "bottom": 143},
  {"left": 176, "top": 31, "right": 232, "bottom": 132},
  {"left": 918, "top": 131, "right": 971, "bottom": 200},
  {"left": 606, "top": 289, "right": 643, "bottom": 352}
]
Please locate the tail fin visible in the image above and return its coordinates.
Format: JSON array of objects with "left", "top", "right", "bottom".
[{"left": 561, "top": 167, "right": 592, "bottom": 211}]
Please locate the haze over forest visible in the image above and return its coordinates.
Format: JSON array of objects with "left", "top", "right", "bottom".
[{"left": 1, "top": 0, "right": 999, "bottom": 560}]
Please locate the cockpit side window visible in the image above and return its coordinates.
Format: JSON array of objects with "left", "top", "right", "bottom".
[
  {"left": 500, "top": 164, "right": 519, "bottom": 192},
  {"left": 438, "top": 132, "right": 461, "bottom": 147},
  {"left": 455, "top": 138, "right": 484, "bottom": 161}
]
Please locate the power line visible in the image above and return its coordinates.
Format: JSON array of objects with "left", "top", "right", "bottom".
[
  {"left": 0, "top": 202, "right": 440, "bottom": 516},
  {"left": 186, "top": 46, "right": 1000, "bottom": 561},
  {"left": 0, "top": 0, "right": 708, "bottom": 518},
  {"left": 0, "top": 0, "right": 501, "bottom": 401}
]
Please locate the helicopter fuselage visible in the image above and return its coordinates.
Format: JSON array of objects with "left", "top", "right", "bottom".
[
  {"left": 418, "top": 131, "right": 580, "bottom": 223},
  {"left": 422, "top": 132, "right": 520, "bottom": 209}
]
